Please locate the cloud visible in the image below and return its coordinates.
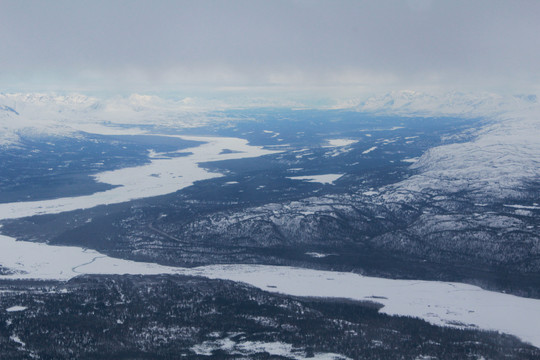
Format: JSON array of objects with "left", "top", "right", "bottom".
[{"left": 1, "top": 0, "right": 539, "bottom": 93}]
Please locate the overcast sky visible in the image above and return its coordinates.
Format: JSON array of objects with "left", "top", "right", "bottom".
[{"left": 1, "top": 0, "right": 539, "bottom": 94}]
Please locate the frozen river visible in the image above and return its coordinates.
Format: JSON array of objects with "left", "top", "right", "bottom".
[{"left": 0, "top": 234, "right": 539, "bottom": 348}]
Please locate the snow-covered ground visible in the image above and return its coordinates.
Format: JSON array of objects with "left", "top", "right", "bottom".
[
  {"left": 1, "top": 234, "right": 539, "bottom": 349},
  {"left": 191, "top": 337, "right": 351, "bottom": 360},
  {"left": 0, "top": 135, "right": 278, "bottom": 220},
  {"left": 305, "top": 252, "right": 332, "bottom": 258},
  {"left": 2, "top": 91, "right": 540, "bottom": 349},
  {"left": 287, "top": 174, "right": 343, "bottom": 185},
  {"left": 401, "top": 157, "right": 419, "bottom": 163},
  {"left": 324, "top": 139, "right": 358, "bottom": 147},
  {"left": 6, "top": 306, "right": 27, "bottom": 312},
  {"left": 362, "top": 146, "right": 377, "bottom": 154}
]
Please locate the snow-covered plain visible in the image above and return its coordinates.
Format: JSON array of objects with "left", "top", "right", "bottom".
[
  {"left": 287, "top": 174, "right": 343, "bottom": 185},
  {"left": 0, "top": 135, "right": 278, "bottom": 220},
  {"left": 1, "top": 234, "right": 540, "bottom": 348}
]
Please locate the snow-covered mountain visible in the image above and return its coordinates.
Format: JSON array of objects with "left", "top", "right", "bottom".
[
  {"left": 389, "top": 111, "right": 540, "bottom": 200},
  {"left": 360, "top": 91, "right": 540, "bottom": 200},
  {"left": 0, "top": 93, "right": 217, "bottom": 146},
  {"left": 320, "top": 90, "right": 540, "bottom": 201},
  {"left": 356, "top": 90, "right": 538, "bottom": 118}
]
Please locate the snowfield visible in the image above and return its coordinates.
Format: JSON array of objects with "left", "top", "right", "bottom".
[{"left": 1, "top": 234, "right": 540, "bottom": 349}]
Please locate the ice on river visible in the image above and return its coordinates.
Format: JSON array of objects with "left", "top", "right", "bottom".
[{"left": 1, "top": 235, "right": 539, "bottom": 349}]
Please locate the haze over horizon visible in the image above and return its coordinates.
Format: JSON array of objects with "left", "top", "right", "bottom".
[{"left": 1, "top": 0, "right": 540, "bottom": 96}]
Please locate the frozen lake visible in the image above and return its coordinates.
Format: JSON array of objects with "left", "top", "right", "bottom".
[{"left": 0, "top": 135, "right": 278, "bottom": 220}]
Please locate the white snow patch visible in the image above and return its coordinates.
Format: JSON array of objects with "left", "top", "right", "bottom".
[
  {"left": 362, "top": 146, "right": 377, "bottom": 154},
  {"left": 514, "top": 209, "right": 532, "bottom": 216},
  {"left": 191, "top": 338, "right": 237, "bottom": 355},
  {"left": 191, "top": 337, "right": 351, "bottom": 359},
  {"left": 10, "top": 335, "right": 25, "bottom": 347},
  {"left": 504, "top": 204, "right": 540, "bottom": 210},
  {"left": 6, "top": 306, "right": 27, "bottom": 312},
  {"left": 262, "top": 130, "right": 281, "bottom": 138},
  {"left": 401, "top": 157, "right": 420, "bottom": 163},
  {"left": 287, "top": 174, "right": 343, "bottom": 185},
  {"left": 324, "top": 147, "right": 353, "bottom": 158},
  {"left": 324, "top": 139, "right": 357, "bottom": 147},
  {"left": 305, "top": 252, "right": 330, "bottom": 258}
]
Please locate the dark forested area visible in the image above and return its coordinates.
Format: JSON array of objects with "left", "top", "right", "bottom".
[{"left": 1, "top": 275, "right": 538, "bottom": 359}]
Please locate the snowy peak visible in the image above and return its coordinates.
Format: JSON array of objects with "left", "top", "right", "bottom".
[{"left": 0, "top": 93, "right": 98, "bottom": 114}]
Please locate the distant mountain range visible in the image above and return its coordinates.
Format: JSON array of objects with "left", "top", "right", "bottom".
[{"left": 2, "top": 90, "right": 539, "bottom": 201}]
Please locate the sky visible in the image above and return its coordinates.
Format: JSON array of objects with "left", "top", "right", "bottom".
[{"left": 1, "top": 0, "right": 540, "bottom": 95}]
